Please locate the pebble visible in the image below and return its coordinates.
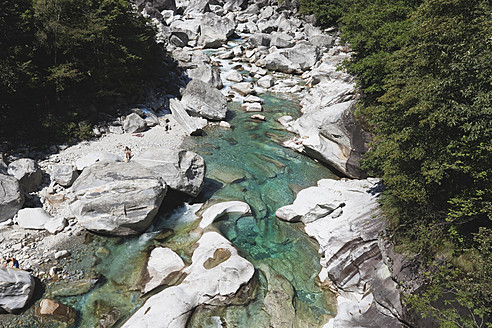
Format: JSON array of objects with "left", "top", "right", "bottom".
[
  {"left": 55, "top": 250, "right": 71, "bottom": 260},
  {"left": 49, "top": 266, "right": 61, "bottom": 276}
]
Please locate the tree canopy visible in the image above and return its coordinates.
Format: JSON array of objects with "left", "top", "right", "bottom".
[
  {"left": 299, "top": 0, "right": 491, "bottom": 326},
  {"left": 0, "top": 0, "right": 164, "bottom": 142}
]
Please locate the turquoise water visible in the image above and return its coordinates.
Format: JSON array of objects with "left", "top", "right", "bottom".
[
  {"left": 1, "top": 90, "right": 338, "bottom": 328},
  {"left": 182, "top": 94, "right": 338, "bottom": 326}
]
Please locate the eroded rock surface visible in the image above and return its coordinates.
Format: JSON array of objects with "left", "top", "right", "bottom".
[
  {"left": 122, "top": 231, "right": 254, "bottom": 328},
  {"left": 0, "top": 174, "right": 24, "bottom": 223},
  {"left": 199, "top": 200, "right": 251, "bottom": 228},
  {"left": 277, "top": 179, "right": 403, "bottom": 328},
  {"left": 7, "top": 158, "right": 42, "bottom": 193},
  {"left": 181, "top": 80, "right": 228, "bottom": 120},
  {"left": 133, "top": 148, "right": 205, "bottom": 197},
  {"left": 0, "top": 267, "right": 35, "bottom": 313},
  {"left": 142, "top": 247, "right": 185, "bottom": 293},
  {"left": 70, "top": 162, "right": 166, "bottom": 235}
]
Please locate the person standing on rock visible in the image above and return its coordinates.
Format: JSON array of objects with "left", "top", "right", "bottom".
[
  {"left": 124, "top": 146, "right": 133, "bottom": 162},
  {"left": 6, "top": 258, "right": 19, "bottom": 268}
]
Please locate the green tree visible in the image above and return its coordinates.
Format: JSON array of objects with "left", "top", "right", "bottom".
[
  {"left": 0, "top": 0, "right": 36, "bottom": 118},
  {"left": 0, "top": 0, "right": 165, "bottom": 142}
]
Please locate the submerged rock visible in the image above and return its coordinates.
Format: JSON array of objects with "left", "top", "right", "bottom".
[
  {"left": 133, "top": 148, "right": 205, "bottom": 197},
  {"left": 49, "top": 278, "right": 100, "bottom": 297},
  {"left": 0, "top": 267, "right": 35, "bottom": 313},
  {"left": 199, "top": 201, "right": 251, "bottom": 228},
  {"left": 70, "top": 162, "right": 166, "bottom": 235},
  {"left": 0, "top": 173, "right": 24, "bottom": 223},
  {"left": 37, "top": 299, "right": 76, "bottom": 323},
  {"left": 121, "top": 231, "right": 254, "bottom": 328}
]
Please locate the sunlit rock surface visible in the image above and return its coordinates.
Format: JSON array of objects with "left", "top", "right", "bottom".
[
  {"left": 122, "top": 231, "right": 254, "bottom": 328},
  {"left": 277, "top": 178, "right": 403, "bottom": 328}
]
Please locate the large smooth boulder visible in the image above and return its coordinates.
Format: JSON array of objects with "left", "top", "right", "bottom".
[
  {"left": 276, "top": 179, "right": 403, "bottom": 328},
  {"left": 169, "top": 98, "right": 208, "bottom": 135},
  {"left": 181, "top": 80, "right": 228, "bottom": 120},
  {"left": 0, "top": 267, "right": 35, "bottom": 313},
  {"left": 226, "top": 71, "right": 243, "bottom": 82},
  {"left": 74, "top": 151, "right": 122, "bottom": 171},
  {"left": 186, "top": 65, "right": 223, "bottom": 89},
  {"left": 199, "top": 201, "right": 251, "bottom": 228},
  {"left": 143, "top": 247, "right": 185, "bottom": 293},
  {"left": 51, "top": 164, "right": 78, "bottom": 187},
  {"left": 7, "top": 158, "right": 42, "bottom": 193},
  {"left": 261, "top": 52, "right": 299, "bottom": 74},
  {"left": 123, "top": 113, "right": 147, "bottom": 134},
  {"left": 0, "top": 174, "right": 24, "bottom": 223},
  {"left": 198, "top": 12, "right": 235, "bottom": 48},
  {"left": 280, "top": 41, "right": 319, "bottom": 71},
  {"left": 260, "top": 42, "right": 319, "bottom": 74},
  {"left": 122, "top": 231, "right": 254, "bottom": 328},
  {"left": 184, "top": 0, "right": 213, "bottom": 14},
  {"left": 170, "top": 19, "right": 201, "bottom": 41},
  {"left": 231, "top": 82, "right": 255, "bottom": 96},
  {"left": 241, "top": 102, "right": 262, "bottom": 112},
  {"left": 15, "top": 208, "right": 52, "bottom": 230},
  {"left": 257, "top": 75, "right": 274, "bottom": 88},
  {"left": 248, "top": 33, "right": 271, "bottom": 48},
  {"left": 133, "top": 148, "right": 205, "bottom": 197},
  {"left": 270, "top": 32, "right": 295, "bottom": 48},
  {"left": 291, "top": 100, "right": 367, "bottom": 178},
  {"left": 69, "top": 162, "right": 166, "bottom": 235}
]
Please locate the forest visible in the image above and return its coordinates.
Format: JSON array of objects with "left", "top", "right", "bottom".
[
  {"left": 1, "top": 0, "right": 490, "bottom": 326},
  {"left": 297, "top": 0, "right": 491, "bottom": 326},
  {"left": 0, "top": 0, "right": 165, "bottom": 142}
]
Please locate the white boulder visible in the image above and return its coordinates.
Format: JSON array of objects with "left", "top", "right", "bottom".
[
  {"left": 143, "top": 247, "right": 185, "bottom": 293},
  {"left": 199, "top": 201, "right": 251, "bottom": 228},
  {"left": 122, "top": 231, "right": 254, "bottom": 328},
  {"left": 15, "top": 208, "right": 52, "bottom": 230}
]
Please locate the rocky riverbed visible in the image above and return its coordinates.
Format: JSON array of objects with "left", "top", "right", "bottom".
[{"left": 0, "top": 0, "right": 409, "bottom": 327}]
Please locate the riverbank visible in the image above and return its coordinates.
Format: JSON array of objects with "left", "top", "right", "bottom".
[{"left": 0, "top": 0, "right": 407, "bottom": 327}]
